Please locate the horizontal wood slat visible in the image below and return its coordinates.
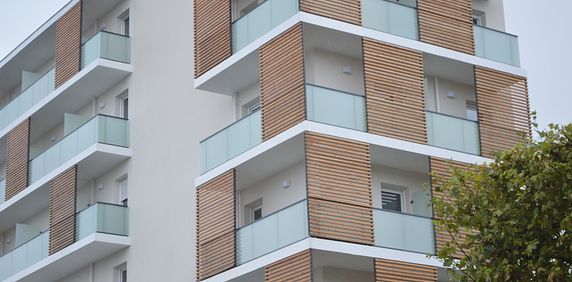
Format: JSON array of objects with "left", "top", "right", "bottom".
[
  {"left": 260, "top": 24, "right": 305, "bottom": 140},
  {"left": 55, "top": 2, "right": 82, "bottom": 87},
  {"left": 196, "top": 170, "right": 235, "bottom": 280},
  {"left": 194, "top": 0, "right": 231, "bottom": 77},
  {"left": 49, "top": 166, "right": 77, "bottom": 255},
  {"left": 265, "top": 250, "right": 312, "bottom": 282},
  {"left": 309, "top": 199, "right": 374, "bottom": 245},
  {"left": 5, "top": 119, "right": 30, "bottom": 201},
  {"left": 363, "top": 39, "right": 427, "bottom": 144},
  {"left": 418, "top": 0, "right": 474, "bottom": 54},
  {"left": 375, "top": 258, "right": 437, "bottom": 282},
  {"left": 300, "top": 0, "right": 361, "bottom": 25},
  {"left": 475, "top": 67, "right": 531, "bottom": 157}
]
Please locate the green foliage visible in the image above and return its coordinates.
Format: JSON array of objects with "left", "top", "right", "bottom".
[{"left": 432, "top": 123, "right": 572, "bottom": 281}]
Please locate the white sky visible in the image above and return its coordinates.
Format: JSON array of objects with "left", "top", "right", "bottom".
[{"left": 0, "top": 0, "right": 571, "bottom": 131}]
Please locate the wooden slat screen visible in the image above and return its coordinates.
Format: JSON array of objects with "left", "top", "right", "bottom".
[
  {"left": 196, "top": 170, "right": 235, "bottom": 280},
  {"left": 265, "top": 250, "right": 312, "bottom": 282},
  {"left": 375, "top": 258, "right": 438, "bottom": 282},
  {"left": 260, "top": 24, "right": 305, "bottom": 141},
  {"left": 475, "top": 66, "right": 531, "bottom": 157},
  {"left": 194, "top": 0, "right": 231, "bottom": 77},
  {"left": 363, "top": 39, "right": 426, "bottom": 144},
  {"left": 55, "top": 2, "right": 82, "bottom": 88},
  {"left": 5, "top": 118, "right": 30, "bottom": 201},
  {"left": 417, "top": 0, "right": 474, "bottom": 54},
  {"left": 305, "top": 132, "right": 373, "bottom": 245},
  {"left": 300, "top": 0, "right": 361, "bottom": 25},
  {"left": 49, "top": 165, "right": 77, "bottom": 255}
]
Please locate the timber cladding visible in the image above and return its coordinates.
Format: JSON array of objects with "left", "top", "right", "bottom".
[
  {"left": 363, "top": 39, "right": 427, "bottom": 144},
  {"left": 5, "top": 119, "right": 30, "bottom": 201},
  {"left": 305, "top": 132, "right": 374, "bottom": 245},
  {"left": 375, "top": 258, "right": 438, "bottom": 282},
  {"left": 300, "top": 0, "right": 361, "bottom": 25},
  {"left": 49, "top": 165, "right": 77, "bottom": 255},
  {"left": 475, "top": 67, "right": 531, "bottom": 158},
  {"left": 417, "top": 0, "right": 474, "bottom": 54},
  {"left": 259, "top": 24, "right": 305, "bottom": 141},
  {"left": 265, "top": 250, "right": 312, "bottom": 281},
  {"left": 194, "top": 0, "right": 231, "bottom": 78},
  {"left": 55, "top": 1, "right": 82, "bottom": 88},
  {"left": 196, "top": 169, "right": 236, "bottom": 280}
]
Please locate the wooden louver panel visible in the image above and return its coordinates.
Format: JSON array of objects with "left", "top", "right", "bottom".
[
  {"left": 55, "top": 2, "right": 82, "bottom": 87},
  {"left": 194, "top": 0, "right": 231, "bottom": 77},
  {"left": 375, "top": 258, "right": 437, "bottom": 282},
  {"left": 363, "top": 39, "right": 427, "bottom": 144},
  {"left": 300, "top": 0, "right": 361, "bottom": 25},
  {"left": 475, "top": 67, "right": 531, "bottom": 157},
  {"left": 49, "top": 166, "right": 77, "bottom": 255},
  {"left": 196, "top": 170, "right": 235, "bottom": 280},
  {"left": 305, "top": 132, "right": 373, "bottom": 245},
  {"left": 417, "top": 0, "right": 474, "bottom": 54},
  {"left": 265, "top": 250, "right": 312, "bottom": 282},
  {"left": 259, "top": 24, "right": 305, "bottom": 141},
  {"left": 5, "top": 119, "right": 30, "bottom": 201}
]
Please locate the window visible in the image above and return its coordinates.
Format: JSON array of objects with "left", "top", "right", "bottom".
[
  {"left": 118, "top": 177, "right": 128, "bottom": 207},
  {"left": 381, "top": 183, "right": 406, "bottom": 213},
  {"left": 242, "top": 97, "right": 260, "bottom": 117},
  {"left": 472, "top": 11, "right": 485, "bottom": 26},
  {"left": 117, "top": 92, "right": 129, "bottom": 119},
  {"left": 119, "top": 10, "right": 130, "bottom": 36},
  {"left": 117, "top": 264, "right": 127, "bottom": 282},
  {"left": 245, "top": 198, "right": 263, "bottom": 224},
  {"left": 250, "top": 204, "right": 262, "bottom": 222},
  {"left": 466, "top": 100, "right": 478, "bottom": 121}
]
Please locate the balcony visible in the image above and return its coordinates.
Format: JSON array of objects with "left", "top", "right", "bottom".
[
  {"left": 76, "top": 203, "right": 129, "bottom": 240},
  {"left": 232, "top": 0, "right": 299, "bottom": 52},
  {"left": 427, "top": 111, "right": 480, "bottom": 155},
  {"left": 0, "top": 178, "right": 4, "bottom": 204},
  {"left": 373, "top": 209, "right": 435, "bottom": 254},
  {"left": 306, "top": 84, "right": 366, "bottom": 132},
  {"left": 81, "top": 31, "right": 131, "bottom": 68},
  {"left": 0, "top": 231, "right": 49, "bottom": 281},
  {"left": 474, "top": 25, "right": 520, "bottom": 66},
  {"left": 236, "top": 200, "right": 308, "bottom": 264},
  {"left": 362, "top": 0, "right": 418, "bottom": 40},
  {"left": 201, "top": 111, "right": 261, "bottom": 173}
]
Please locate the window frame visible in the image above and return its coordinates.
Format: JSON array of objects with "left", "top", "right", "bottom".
[{"left": 381, "top": 184, "right": 406, "bottom": 213}]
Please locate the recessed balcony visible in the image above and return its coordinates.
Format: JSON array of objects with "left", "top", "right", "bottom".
[{"left": 474, "top": 25, "right": 520, "bottom": 66}]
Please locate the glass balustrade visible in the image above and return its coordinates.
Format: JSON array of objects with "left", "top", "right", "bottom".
[
  {"left": 427, "top": 111, "right": 480, "bottom": 155},
  {"left": 81, "top": 31, "right": 131, "bottom": 68},
  {"left": 474, "top": 25, "right": 520, "bottom": 66},
  {"left": 201, "top": 111, "right": 261, "bottom": 173},
  {"left": 306, "top": 84, "right": 366, "bottom": 131},
  {"left": 76, "top": 202, "right": 129, "bottom": 241},
  {"left": 362, "top": 0, "right": 419, "bottom": 40},
  {"left": 373, "top": 209, "right": 434, "bottom": 254},
  {"left": 232, "top": 0, "right": 299, "bottom": 52},
  {"left": 29, "top": 115, "right": 129, "bottom": 183},
  {"left": 0, "top": 231, "right": 49, "bottom": 281},
  {"left": 236, "top": 200, "right": 308, "bottom": 264},
  {"left": 0, "top": 179, "right": 4, "bottom": 205}
]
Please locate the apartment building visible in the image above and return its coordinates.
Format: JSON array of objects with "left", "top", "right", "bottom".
[
  {"left": 195, "top": 0, "right": 529, "bottom": 281},
  {"left": 0, "top": 0, "right": 528, "bottom": 281}
]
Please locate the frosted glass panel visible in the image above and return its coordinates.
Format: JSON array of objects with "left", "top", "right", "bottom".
[
  {"left": 474, "top": 25, "right": 520, "bottom": 66},
  {"left": 201, "top": 111, "right": 261, "bottom": 173},
  {"left": 0, "top": 231, "right": 49, "bottom": 281},
  {"left": 81, "top": 31, "right": 131, "bottom": 68},
  {"left": 0, "top": 179, "right": 5, "bottom": 205},
  {"left": 374, "top": 209, "right": 434, "bottom": 254},
  {"left": 76, "top": 203, "right": 129, "bottom": 241},
  {"left": 232, "top": 0, "right": 299, "bottom": 52},
  {"left": 236, "top": 200, "right": 308, "bottom": 264},
  {"left": 362, "top": 0, "right": 418, "bottom": 40},
  {"left": 427, "top": 112, "right": 480, "bottom": 155},
  {"left": 306, "top": 85, "right": 366, "bottom": 131},
  {"left": 0, "top": 68, "right": 55, "bottom": 130},
  {"left": 29, "top": 116, "right": 129, "bottom": 183}
]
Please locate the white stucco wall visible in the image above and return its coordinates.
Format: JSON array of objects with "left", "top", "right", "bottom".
[
  {"left": 472, "top": 0, "right": 506, "bottom": 31},
  {"left": 371, "top": 165, "right": 430, "bottom": 214},
  {"left": 425, "top": 76, "right": 476, "bottom": 119},
  {"left": 305, "top": 48, "right": 365, "bottom": 95}
]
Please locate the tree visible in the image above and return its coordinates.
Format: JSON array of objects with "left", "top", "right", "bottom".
[{"left": 432, "top": 123, "right": 572, "bottom": 281}]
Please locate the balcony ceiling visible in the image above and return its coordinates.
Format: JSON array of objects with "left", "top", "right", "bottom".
[
  {"left": 303, "top": 24, "right": 362, "bottom": 59},
  {"left": 371, "top": 146, "right": 429, "bottom": 174},
  {"left": 424, "top": 53, "right": 475, "bottom": 86}
]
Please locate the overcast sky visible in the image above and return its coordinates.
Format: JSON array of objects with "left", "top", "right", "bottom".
[{"left": 1, "top": 0, "right": 571, "bottom": 131}]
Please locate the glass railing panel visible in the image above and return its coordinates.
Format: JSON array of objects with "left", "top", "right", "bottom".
[
  {"left": 306, "top": 85, "right": 366, "bottom": 131},
  {"left": 236, "top": 200, "right": 308, "bottom": 264},
  {"left": 0, "top": 231, "right": 49, "bottom": 281},
  {"left": 232, "top": 0, "right": 299, "bottom": 52},
  {"left": 76, "top": 203, "right": 129, "bottom": 241},
  {"left": 474, "top": 25, "right": 520, "bottom": 66},
  {"left": 427, "top": 112, "right": 480, "bottom": 155},
  {"left": 81, "top": 31, "right": 131, "bottom": 68},
  {"left": 0, "top": 179, "right": 5, "bottom": 205},
  {"left": 374, "top": 209, "right": 434, "bottom": 254},
  {"left": 29, "top": 115, "right": 129, "bottom": 183},
  {"left": 201, "top": 111, "right": 261, "bottom": 173},
  {"left": 0, "top": 68, "right": 55, "bottom": 130},
  {"left": 362, "top": 0, "right": 418, "bottom": 40}
]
